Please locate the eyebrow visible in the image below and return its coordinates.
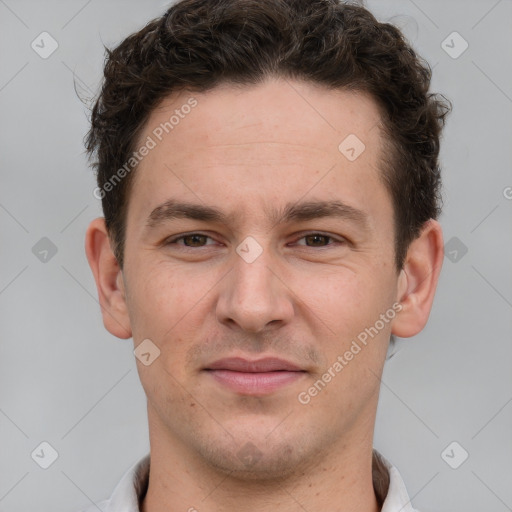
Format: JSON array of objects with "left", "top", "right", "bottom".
[{"left": 146, "top": 199, "right": 369, "bottom": 230}]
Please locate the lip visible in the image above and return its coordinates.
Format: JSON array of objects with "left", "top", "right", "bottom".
[
  {"left": 206, "top": 357, "right": 303, "bottom": 372},
  {"left": 204, "top": 357, "right": 306, "bottom": 395}
]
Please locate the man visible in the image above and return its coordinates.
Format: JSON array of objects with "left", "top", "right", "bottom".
[{"left": 83, "top": 0, "right": 450, "bottom": 510}]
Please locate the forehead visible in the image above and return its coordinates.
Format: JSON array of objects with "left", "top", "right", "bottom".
[
  {"left": 128, "top": 78, "right": 390, "bottom": 229},
  {"left": 142, "top": 78, "right": 382, "bottom": 156}
]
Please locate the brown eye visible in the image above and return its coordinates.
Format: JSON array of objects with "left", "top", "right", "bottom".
[
  {"left": 166, "top": 233, "right": 216, "bottom": 247},
  {"left": 304, "top": 234, "right": 331, "bottom": 246},
  {"left": 293, "top": 233, "right": 344, "bottom": 247},
  {"left": 181, "top": 234, "right": 208, "bottom": 247}
]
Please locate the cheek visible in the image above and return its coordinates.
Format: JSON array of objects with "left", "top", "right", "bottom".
[
  {"left": 293, "top": 266, "right": 387, "bottom": 335},
  {"left": 128, "top": 262, "right": 219, "bottom": 344},
  {"left": 304, "top": 271, "right": 394, "bottom": 410},
  {"left": 124, "top": 262, "right": 180, "bottom": 340},
  {"left": 295, "top": 264, "right": 396, "bottom": 386}
]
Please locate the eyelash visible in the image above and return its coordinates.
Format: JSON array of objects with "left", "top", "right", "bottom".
[{"left": 164, "top": 232, "right": 346, "bottom": 249}]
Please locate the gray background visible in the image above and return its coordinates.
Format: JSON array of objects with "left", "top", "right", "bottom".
[{"left": 0, "top": 0, "right": 511, "bottom": 511}]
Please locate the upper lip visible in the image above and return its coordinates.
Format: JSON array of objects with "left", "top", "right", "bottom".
[{"left": 205, "top": 357, "right": 304, "bottom": 372}]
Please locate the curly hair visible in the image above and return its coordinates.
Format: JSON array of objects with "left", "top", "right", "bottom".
[{"left": 85, "top": 0, "right": 451, "bottom": 270}]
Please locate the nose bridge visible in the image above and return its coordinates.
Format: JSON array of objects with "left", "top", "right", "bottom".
[
  {"left": 234, "top": 249, "right": 275, "bottom": 302},
  {"left": 216, "top": 239, "right": 293, "bottom": 332}
]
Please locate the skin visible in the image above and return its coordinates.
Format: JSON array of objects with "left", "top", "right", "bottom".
[{"left": 86, "top": 77, "right": 444, "bottom": 512}]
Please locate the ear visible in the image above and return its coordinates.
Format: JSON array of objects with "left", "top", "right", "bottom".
[
  {"left": 85, "top": 217, "right": 132, "bottom": 339},
  {"left": 392, "top": 219, "right": 444, "bottom": 338}
]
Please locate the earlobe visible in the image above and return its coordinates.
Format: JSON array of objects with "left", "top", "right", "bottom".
[
  {"left": 85, "top": 217, "right": 132, "bottom": 339},
  {"left": 391, "top": 219, "right": 444, "bottom": 338}
]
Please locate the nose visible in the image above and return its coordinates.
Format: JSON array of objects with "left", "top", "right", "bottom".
[{"left": 216, "top": 245, "right": 295, "bottom": 334}]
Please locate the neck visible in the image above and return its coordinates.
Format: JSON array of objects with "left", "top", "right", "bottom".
[{"left": 141, "top": 413, "right": 380, "bottom": 512}]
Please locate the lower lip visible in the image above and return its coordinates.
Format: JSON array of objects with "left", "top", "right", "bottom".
[{"left": 206, "top": 370, "right": 305, "bottom": 395}]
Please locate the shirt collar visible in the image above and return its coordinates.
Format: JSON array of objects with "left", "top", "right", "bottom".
[
  {"left": 373, "top": 451, "right": 419, "bottom": 512},
  {"left": 103, "top": 453, "right": 149, "bottom": 512},
  {"left": 101, "top": 450, "right": 418, "bottom": 512}
]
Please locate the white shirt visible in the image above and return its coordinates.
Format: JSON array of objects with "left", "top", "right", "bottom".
[{"left": 78, "top": 450, "right": 419, "bottom": 512}]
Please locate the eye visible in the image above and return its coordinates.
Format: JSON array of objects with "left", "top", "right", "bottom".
[
  {"left": 163, "top": 232, "right": 346, "bottom": 250},
  {"left": 293, "top": 232, "right": 345, "bottom": 247},
  {"left": 165, "top": 233, "right": 217, "bottom": 247}
]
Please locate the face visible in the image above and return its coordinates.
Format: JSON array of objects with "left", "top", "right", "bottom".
[{"left": 117, "top": 78, "right": 403, "bottom": 478}]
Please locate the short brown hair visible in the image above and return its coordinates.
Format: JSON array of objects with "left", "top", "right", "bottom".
[{"left": 85, "top": 0, "right": 451, "bottom": 269}]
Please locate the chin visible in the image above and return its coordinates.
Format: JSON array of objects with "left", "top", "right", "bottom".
[
  {"left": 190, "top": 424, "right": 322, "bottom": 482},
  {"left": 201, "top": 442, "right": 303, "bottom": 482}
]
